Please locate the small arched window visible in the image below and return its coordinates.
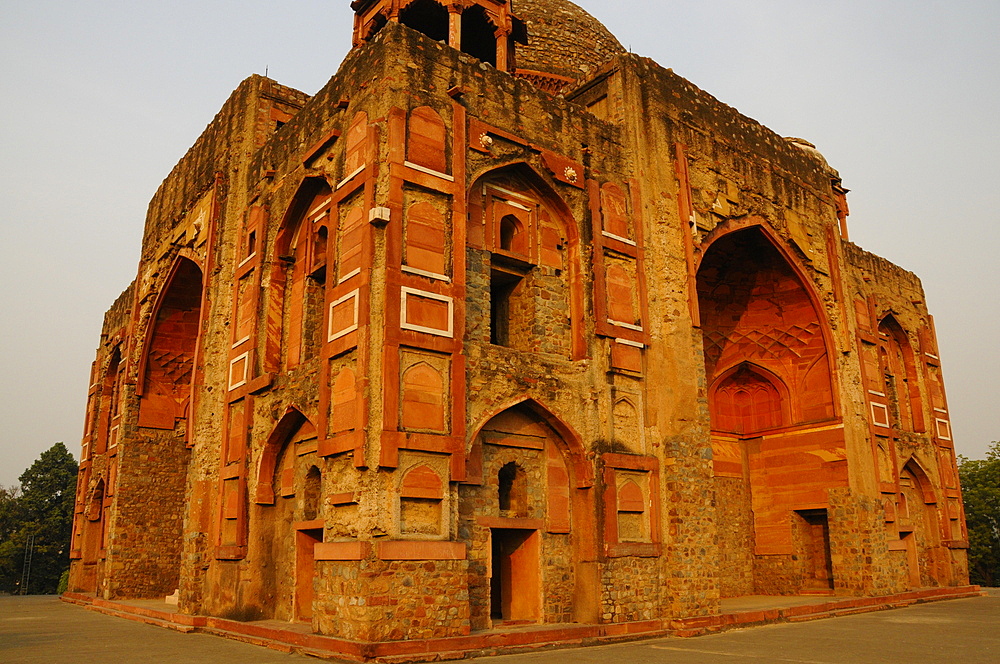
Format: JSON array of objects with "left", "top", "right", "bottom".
[
  {"left": 303, "top": 466, "right": 321, "bottom": 521},
  {"left": 498, "top": 462, "right": 527, "bottom": 516},
  {"left": 87, "top": 479, "right": 105, "bottom": 522},
  {"left": 499, "top": 215, "right": 519, "bottom": 251}
]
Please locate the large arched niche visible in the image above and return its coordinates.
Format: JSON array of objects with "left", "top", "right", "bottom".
[
  {"left": 466, "top": 163, "right": 585, "bottom": 359},
  {"left": 696, "top": 224, "right": 837, "bottom": 426},
  {"left": 137, "top": 255, "right": 204, "bottom": 432},
  {"left": 898, "top": 456, "right": 947, "bottom": 586},
  {"left": 127, "top": 254, "right": 202, "bottom": 599},
  {"left": 460, "top": 398, "right": 596, "bottom": 628}
]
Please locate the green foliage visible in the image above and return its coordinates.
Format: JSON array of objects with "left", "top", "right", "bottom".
[
  {"left": 958, "top": 441, "right": 1000, "bottom": 587},
  {"left": 0, "top": 443, "right": 78, "bottom": 594}
]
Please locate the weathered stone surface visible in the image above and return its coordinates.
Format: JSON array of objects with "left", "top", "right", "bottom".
[{"left": 69, "top": 1, "right": 968, "bottom": 653}]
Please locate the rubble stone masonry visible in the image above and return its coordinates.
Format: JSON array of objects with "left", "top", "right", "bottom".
[{"left": 69, "top": 0, "right": 969, "bottom": 651}]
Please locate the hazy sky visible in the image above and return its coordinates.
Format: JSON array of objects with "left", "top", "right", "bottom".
[{"left": 1, "top": 1, "right": 998, "bottom": 487}]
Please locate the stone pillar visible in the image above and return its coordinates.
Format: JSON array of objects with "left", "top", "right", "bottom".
[
  {"left": 447, "top": 5, "right": 462, "bottom": 50},
  {"left": 495, "top": 27, "right": 511, "bottom": 72}
]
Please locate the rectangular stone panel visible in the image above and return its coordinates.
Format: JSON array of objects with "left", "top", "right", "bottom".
[
  {"left": 328, "top": 289, "right": 359, "bottom": 342},
  {"left": 400, "top": 287, "right": 453, "bottom": 337}
]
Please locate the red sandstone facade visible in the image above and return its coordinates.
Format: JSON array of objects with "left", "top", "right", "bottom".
[{"left": 69, "top": 0, "right": 969, "bottom": 645}]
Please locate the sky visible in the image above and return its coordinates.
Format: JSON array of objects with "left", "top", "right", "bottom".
[{"left": 0, "top": 0, "right": 997, "bottom": 488}]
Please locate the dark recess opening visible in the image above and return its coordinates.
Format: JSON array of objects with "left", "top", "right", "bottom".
[
  {"left": 400, "top": 0, "right": 449, "bottom": 43},
  {"left": 490, "top": 270, "right": 520, "bottom": 346},
  {"left": 461, "top": 6, "right": 497, "bottom": 66}
]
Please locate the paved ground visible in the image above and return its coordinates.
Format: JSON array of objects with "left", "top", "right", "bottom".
[
  {"left": 476, "top": 588, "right": 1000, "bottom": 664},
  {"left": 1, "top": 590, "right": 997, "bottom": 663},
  {"left": 0, "top": 596, "right": 307, "bottom": 664}
]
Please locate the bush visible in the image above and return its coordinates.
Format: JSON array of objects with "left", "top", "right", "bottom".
[{"left": 958, "top": 442, "right": 1000, "bottom": 587}]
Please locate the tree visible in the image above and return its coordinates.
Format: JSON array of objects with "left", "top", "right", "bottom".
[
  {"left": 0, "top": 485, "right": 23, "bottom": 545},
  {"left": 958, "top": 442, "right": 1000, "bottom": 587},
  {"left": 0, "top": 443, "right": 78, "bottom": 594}
]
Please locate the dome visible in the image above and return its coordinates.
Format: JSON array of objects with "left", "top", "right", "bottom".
[{"left": 513, "top": 0, "right": 625, "bottom": 84}]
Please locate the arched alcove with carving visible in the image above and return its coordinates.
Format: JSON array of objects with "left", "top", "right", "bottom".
[{"left": 698, "top": 224, "right": 844, "bottom": 598}]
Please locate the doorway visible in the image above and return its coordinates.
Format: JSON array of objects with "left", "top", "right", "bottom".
[
  {"left": 796, "top": 509, "right": 834, "bottom": 592},
  {"left": 294, "top": 528, "right": 323, "bottom": 621},
  {"left": 490, "top": 528, "right": 541, "bottom": 624}
]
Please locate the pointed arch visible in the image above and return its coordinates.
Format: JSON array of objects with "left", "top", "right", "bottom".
[
  {"left": 400, "top": 464, "right": 444, "bottom": 500},
  {"left": 467, "top": 162, "right": 584, "bottom": 359},
  {"left": 467, "top": 162, "right": 580, "bottom": 245},
  {"left": 96, "top": 345, "right": 123, "bottom": 455},
  {"left": 401, "top": 361, "right": 446, "bottom": 432},
  {"left": 274, "top": 176, "right": 333, "bottom": 262},
  {"left": 697, "top": 218, "right": 837, "bottom": 370},
  {"left": 268, "top": 177, "right": 333, "bottom": 371},
  {"left": 136, "top": 256, "right": 204, "bottom": 431},
  {"left": 697, "top": 223, "right": 838, "bottom": 426},
  {"left": 467, "top": 397, "right": 592, "bottom": 488},
  {"left": 709, "top": 362, "right": 790, "bottom": 435},
  {"left": 878, "top": 314, "right": 922, "bottom": 432},
  {"left": 901, "top": 456, "right": 938, "bottom": 505},
  {"left": 611, "top": 396, "right": 642, "bottom": 452},
  {"left": 255, "top": 406, "right": 317, "bottom": 505},
  {"left": 617, "top": 480, "right": 644, "bottom": 512}
]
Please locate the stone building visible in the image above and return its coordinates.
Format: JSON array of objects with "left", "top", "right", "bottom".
[{"left": 69, "top": 0, "right": 970, "bottom": 646}]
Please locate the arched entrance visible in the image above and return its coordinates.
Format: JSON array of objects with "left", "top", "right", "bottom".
[
  {"left": 113, "top": 255, "right": 202, "bottom": 599},
  {"left": 697, "top": 224, "right": 842, "bottom": 597},
  {"left": 461, "top": 401, "right": 594, "bottom": 628},
  {"left": 249, "top": 407, "right": 321, "bottom": 623},
  {"left": 898, "top": 458, "right": 942, "bottom": 588}
]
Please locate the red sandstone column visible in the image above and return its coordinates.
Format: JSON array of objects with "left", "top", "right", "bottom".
[
  {"left": 495, "top": 27, "right": 511, "bottom": 72},
  {"left": 447, "top": 5, "right": 462, "bottom": 50}
]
